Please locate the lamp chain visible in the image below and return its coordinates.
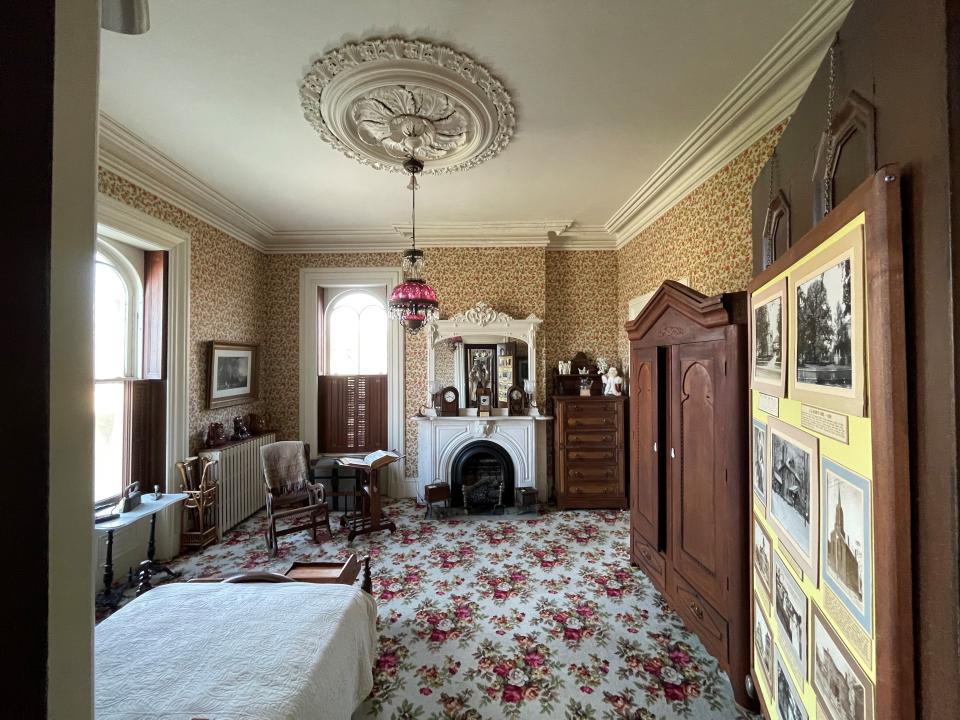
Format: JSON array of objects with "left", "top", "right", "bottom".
[{"left": 822, "top": 38, "right": 838, "bottom": 214}]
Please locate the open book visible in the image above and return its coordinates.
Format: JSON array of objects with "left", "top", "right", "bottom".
[{"left": 336, "top": 450, "right": 404, "bottom": 471}]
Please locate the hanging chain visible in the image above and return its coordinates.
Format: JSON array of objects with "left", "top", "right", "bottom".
[
  {"left": 764, "top": 149, "right": 778, "bottom": 268},
  {"left": 822, "top": 38, "right": 838, "bottom": 214},
  {"left": 411, "top": 171, "right": 417, "bottom": 250}
]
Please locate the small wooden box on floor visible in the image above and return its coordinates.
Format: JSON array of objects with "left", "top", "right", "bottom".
[{"left": 553, "top": 395, "right": 628, "bottom": 509}]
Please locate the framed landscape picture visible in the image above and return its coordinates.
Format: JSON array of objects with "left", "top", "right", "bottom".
[
  {"left": 812, "top": 607, "right": 875, "bottom": 720},
  {"left": 752, "top": 417, "right": 768, "bottom": 509},
  {"left": 207, "top": 341, "right": 259, "bottom": 410},
  {"left": 775, "top": 647, "right": 808, "bottom": 720},
  {"left": 774, "top": 554, "right": 808, "bottom": 681},
  {"left": 753, "top": 517, "right": 773, "bottom": 604},
  {"left": 753, "top": 598, "right": 774, "bottom": 693},
  {"left": 821, "top": 457, "right": 873, "bottom": 636},
  {"left": 788, "top": 223, "right": 866, "bottom": 416},
  {"left": 750, "top": 277, "right": 787, "bottom": 397},
  {"left": 768, "top": 417, "right": 820, "bottom": 581}
]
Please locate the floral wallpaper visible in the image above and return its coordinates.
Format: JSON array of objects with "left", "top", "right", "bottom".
[
  {"left": 544, "top": 250, "right": 621, "bottom": 382},
  {"left": 615, "top": 122, "right": 785, "bottom": 361},
  {"left": 261, "top": 247, "right": 548, "bottom": 477},
  {"left": 98, "top": 169, "right": 270, "bottom": 454},
  {"left": 97, "top": 119, "right": 781, "bottom": 482}
]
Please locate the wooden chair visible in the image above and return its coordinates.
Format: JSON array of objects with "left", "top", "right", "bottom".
[
  {"left": 260, "top": 441, "right": 331, "bottom": 556},
  {"left": 176, "top": 456, "right": 219, "bottom": 549}
]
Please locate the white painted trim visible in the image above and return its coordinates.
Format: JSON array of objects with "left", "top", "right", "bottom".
[
  {"left": 94, "top": 238, "right": 144, "bottom": 378},
  {"left": 99, "top": 114, "right": 270, "bottom": 251},
  {"left": 606, "top": 0, "right": 852, "bottom": 247},
  {"left": 97, "top": 0, "right": 850, "bottom": 255},
  {"left": 97, "top": 194, "right": 190, "bottom": 508},
  {"left": 299, "top": 267, "right": 406, "bottom": 496}
]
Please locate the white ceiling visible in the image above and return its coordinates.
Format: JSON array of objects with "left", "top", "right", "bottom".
[{"left": 99, "top": 0, "right": 821, "bottom": 239}]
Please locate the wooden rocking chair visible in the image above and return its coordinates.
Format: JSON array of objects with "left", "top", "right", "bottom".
[{"left": 260, "top": 441, "right": 331, "bottom": 556}]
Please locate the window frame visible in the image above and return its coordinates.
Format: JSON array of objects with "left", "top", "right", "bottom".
[
  {"left": 95, "top": 238, "right": 143, "bottom": 381},
  {"left": 323, "top": 287, "right": 388, "bottom": 377},
  {"left": 93, "top": 238, "right": 144, "bottom": 508}
]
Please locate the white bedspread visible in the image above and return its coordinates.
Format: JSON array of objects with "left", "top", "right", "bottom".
[{"left": 95, "top": 582, "right": 378, "bottom": 720}]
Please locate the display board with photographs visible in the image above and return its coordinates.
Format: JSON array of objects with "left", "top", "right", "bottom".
[{"left": 747, "top": 167, "right": 913, "bottom": 720}]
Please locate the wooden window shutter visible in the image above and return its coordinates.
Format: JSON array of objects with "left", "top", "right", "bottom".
[
  {"left": 124, "top": 379, "right": 167, "bottom": 492},
  {"left": 318, "top": 374, "right": 387, "bottom": 454},
  {"left": 142, "top": 250, "right": 168, "bottom": 380}
]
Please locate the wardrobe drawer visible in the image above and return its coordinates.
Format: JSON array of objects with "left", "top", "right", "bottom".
[
  {"left": 564, "top": 429, "right": 618, "bottom": 446},
  {"left": 631, "top": 529, "right": 666, "bottom": 588},
  {"left": 672, "top": 571, "right": 728, "bottom": 660},
  {"left": 565, "top": 447, "right": 617, "bottom": 463},
  {"left": 566, "top": 463, "right": 617, "bottom": 483}
]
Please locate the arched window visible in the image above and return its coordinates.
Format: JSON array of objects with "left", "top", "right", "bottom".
[
  {"left": 326, "top": 289, "right": 388, "bottom": 375},
  {"left": 94, "top": 240, "right": 143, "bottom": 505}
]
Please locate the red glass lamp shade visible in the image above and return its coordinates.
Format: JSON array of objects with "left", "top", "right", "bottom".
[{"left": 389, "top": 278, "right": 439, "bottom": 332}]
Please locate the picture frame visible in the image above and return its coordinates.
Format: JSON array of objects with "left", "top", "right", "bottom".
[
  {"left": 774, "top": 553, "right": 809, "bottom": 681},
  {"left": 752, "top": 417, "right": 768, "bottom": 509},
  {"left": 788, "top": 223, "right": 866, "bottom": 416},
  {"left": 207, "top": 341, "right": 259, "bottom": 410},
  {"left": 750, "top": 277, "right": 787, "bottom": 397},
  {"left": 811, "top": 606, "right": 875, "bottom": 720},
  {"left": 464, "top": 343, "right": 497, "bottom": 408},
  {"left": 775, "top": 647, "right": 809, "bottom": 720},
  {"left": 753, "top": 517, "right": 774, "bottom": 604},
  {"left": 753, "top": 597, "right": 774, "bottom": 694},
  {"left": 821, "top": 457, "right": 873, "bottom": 636},
  {"left": 767, "top": 417, "right": 820, "bottom": 581}
]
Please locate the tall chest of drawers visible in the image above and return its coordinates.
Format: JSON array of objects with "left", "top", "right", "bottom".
[{"left": 553, "top": 395, "right": 628, "bottom": 509}]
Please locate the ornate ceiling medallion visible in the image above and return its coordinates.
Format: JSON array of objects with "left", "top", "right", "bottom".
[{"left": 299, "top": 38, "right": 516, "bottom": 174}]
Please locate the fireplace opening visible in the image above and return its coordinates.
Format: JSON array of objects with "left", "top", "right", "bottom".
[{"left": 450, "top": 441, "right": 514, "bottom": 512}]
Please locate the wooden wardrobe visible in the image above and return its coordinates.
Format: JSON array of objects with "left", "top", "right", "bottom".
[{"left": 625, "top": 281, "right": 752, "bottom": 709}]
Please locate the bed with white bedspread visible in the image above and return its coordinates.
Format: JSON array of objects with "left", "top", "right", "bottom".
[{"left": 95, "top": 582, "right": 378, "bottom": 720}]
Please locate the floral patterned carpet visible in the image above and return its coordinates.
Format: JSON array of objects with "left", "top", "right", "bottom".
[{"left": 137, "top": 500, "right": 752, "bottom": 720}]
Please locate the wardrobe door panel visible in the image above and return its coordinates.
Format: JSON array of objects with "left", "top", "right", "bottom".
[
  {"left": 670, "top": 340, "right": 725, "bottom": 606},
  {"left": 630, "top": 346, "right": 663, "bottom": 549}
]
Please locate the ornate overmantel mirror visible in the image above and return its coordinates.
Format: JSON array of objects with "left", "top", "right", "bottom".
[{"left": 427, "top": 302, "right": 541, "bottom": 408}]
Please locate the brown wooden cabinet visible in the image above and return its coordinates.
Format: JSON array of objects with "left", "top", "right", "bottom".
[
  {"left": 625, "top": 282, "right": 752, "bottom": 709},
  {"left": 553, "top": 395, "right": 627, "bottom": 509}
]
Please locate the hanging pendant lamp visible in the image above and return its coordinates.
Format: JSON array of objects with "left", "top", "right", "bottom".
[{"left": 389, "top": 157, "right": 440, "bottom": 332}]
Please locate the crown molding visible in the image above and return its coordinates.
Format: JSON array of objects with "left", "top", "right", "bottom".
[
  {"left": 99, "top": 0, "right": 850, "bottom": 256},
  {"left": 264, "top": 222, "right": 616, "bottom": 253},
  {"left": 606, "top": 0, "right": 852, "bottom": 249},
  {"left": 546, "top": 225, "right": 616, "bottom": 251},
  {"left": 98, "top": 113, "right": 271, "bottom": 251}
]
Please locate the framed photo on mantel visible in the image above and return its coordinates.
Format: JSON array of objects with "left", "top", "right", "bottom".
[{"left": 207, "top": 341, "right": 259, "bottom": 409}]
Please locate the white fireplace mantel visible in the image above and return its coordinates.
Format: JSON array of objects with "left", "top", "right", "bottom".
[{"left": 414, "top": 415, "right": 552, "bottom": 503}]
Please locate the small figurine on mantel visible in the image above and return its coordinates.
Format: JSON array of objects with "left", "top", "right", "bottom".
[
  {"left": 596, "top": 357, "right": 610, "bottom": 374},
  {"left": 602, "top": 366, "right": 623, "bottom": 396}
]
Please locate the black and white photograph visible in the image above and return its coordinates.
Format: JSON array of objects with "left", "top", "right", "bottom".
[
  {"left": 821, "top": 458, "right": 873, "bottom": 635},
  {"left": 207, "top": 341, "right": 259, "bottom": 409},
  {"left": 751, "top": 278, "right": 787, "bottom": 397},
  {"left": 789, "top": 224, "right": 865, "bottom": 416},
  {"left": 754, "top": 518, "right": 773, "bottom": 602},
  {"left": 812, "top": 608, "right": 875, "bottom": 720},
  {"left": 774, "top": 553, "right": 808, "bottom": 679},
  {"left": 768, "top": 417, "right": 820, "bottom": 580},
  {"left": 754, "top": 599, "right": 774, "bottom": 691},
  {"left": 752, "top": 417, "right": 767, "bottom": 507},
  {"left": 776, "top": 649, "right": 808, "bottom": 720}
]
